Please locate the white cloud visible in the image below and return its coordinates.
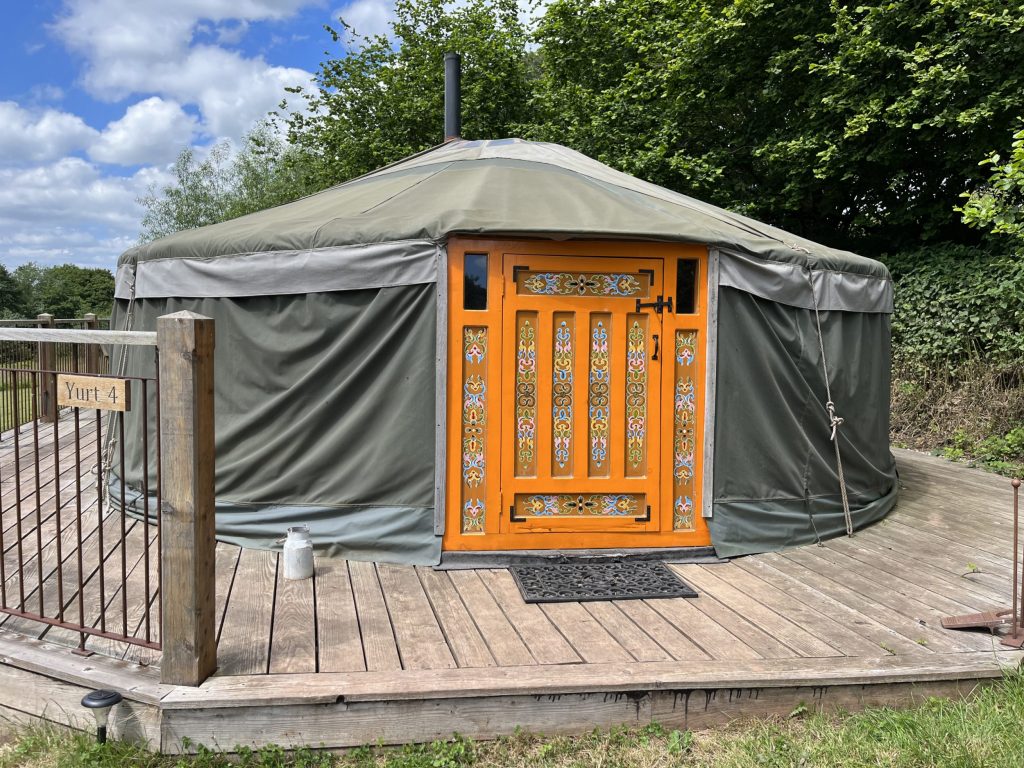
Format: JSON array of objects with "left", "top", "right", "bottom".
[
  {"left": 89, "top": 97, "right": 199, "bottom": 166},
  {"left": 50, "top": 0, "right": 317, "bottom": 147},
  {"left": 0, "top": 102, "right": 99, "bottom": 165},
  {"left": 0, "top": 159, "right": 168, "bottom": 269},
  {"left": 333, "top": 0, "right": 394, "bottom": 40}
]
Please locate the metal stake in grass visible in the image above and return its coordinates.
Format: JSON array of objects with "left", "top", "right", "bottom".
[
  {"left": 1003, "top": 479, "right": 1024, "bottom": 648},
  {"left": 941, "top": 478, "right": 1023, "bottom": 638}
]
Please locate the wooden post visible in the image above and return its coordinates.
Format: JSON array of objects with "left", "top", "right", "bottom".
[
  {"left": 158, "top": 311, "right": 217, "bottom": 686},
  {"left": 83, "top": 313, "right": 100, "bottom": 374},
  {"left": 36, "top": 313, "right": 57, "bottom": 423}
]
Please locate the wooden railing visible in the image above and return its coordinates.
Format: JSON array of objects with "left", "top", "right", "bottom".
[{"left": 0, "top": 312, "right": 216, "bottom": 686}]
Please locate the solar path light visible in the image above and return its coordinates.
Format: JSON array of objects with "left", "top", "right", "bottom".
[{"left": 80, "top": 689, "right": 123, "bottom": 743}]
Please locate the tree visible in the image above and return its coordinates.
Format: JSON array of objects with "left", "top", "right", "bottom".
[
  {"left": 35, "top": 265, "right": 115, "bottom": 318},
  {"left": 528, "top": 0, "right": 1024, "bottom": 254},
  {"left": 282, "top": 0, "right": 537, "bottom": 189},
  {"left": 138, "top": 122, "right": 315, "bottom": 242},
  {"left": 960, "top": 125, "right": 1024, "bottom": 248},
  {"left": 0, "top": 265, "right": 26, "bottom": 318}
]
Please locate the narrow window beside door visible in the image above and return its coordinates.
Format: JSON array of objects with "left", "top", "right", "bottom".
[
  {"left": 676, "top": 259, "right": 698, "bottom": 314},
  {"left": 464, "top": 253, "right": 488, "bottom": 310}
]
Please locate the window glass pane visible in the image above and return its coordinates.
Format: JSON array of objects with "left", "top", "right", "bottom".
[
  {"left": 464, "top": 254, "right": 488, "bottom": 310},
  {"left": 675, "top": 259, "right": 698, "bottom": 314}
]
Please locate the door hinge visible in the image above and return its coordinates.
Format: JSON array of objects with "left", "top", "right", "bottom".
[
  {"left": 634, "top": 505, "right": 652, "bottom": 523},
  {"left": 509, "top": 505, "right": 523, "bottom": 523}
]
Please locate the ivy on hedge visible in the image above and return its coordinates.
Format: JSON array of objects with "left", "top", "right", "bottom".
[{"left": 882, "top": 245, "right": 1024, "bottom": 372}]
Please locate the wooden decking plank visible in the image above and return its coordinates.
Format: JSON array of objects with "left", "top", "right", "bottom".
[
  {"left": 713, "top": 561, "right": 885, "bottom": 658},
  {"left": 539, "top": 601, "right": 634, "bottom": 663},
  {"left": 581, "top": 601, "right": 673, "bottom": 662},
  {"left": 858, "top": 522, "right": 1010, "bottom": 595},
  {"left": 645, "top": 593, "right": 763, "bottom": 661},
  {"left": 811, "top": 540, "right": 985, "bottom": 616},
  {"left": 269, "top": 561, "right": 316, "bottom": 674},
  {"left": 82, "top": 512, "right": 155, "bottom": 656},
  {"left": 216, "top": 548, "right": 276, "bottom": 676},
  {"left": 447, "top": 569, "right": 535, "bottom": 667},
  {"left": 893, "top": 488, "right": 1016, "bottom": 548},
  {"left": 669, "top": 577, "right": 799, "bottom": 659},
  {"left": 376, "top": 564, "right": 456, "bottom": 670},
  {"left": 315, "top": 558, "right": 365, "bottom": 673},
  {"left": 6, "top": 496, "right": 115, "bottom": 642},
  {"left": 734, "top": 556, "right": 932, "bottom": 657},
  {"left": 120, "top": 531, "right": 163, "bottom": 667},
  {"left": 762, "top": 552, "right": 977, "bottom": 653},
  {"left": 347, "top": 559, "right": 401, "bottom": 672},
  {"left": 214, "top": 542, "right": 239, "bottom": 642},
  {"left": 779, "top": 547, "right": 996, "bottom": 653},
  {"left": 161, "top": 651, "right": 1024, "bottom": 708},
  {"left": 613, "top": 599, "right": 712, "bottom": 661},
  {"left": 0, "top": 435, "right": 101, "bottom": 601},
  {"left": 0, "top": 419, "right": 96, "bottom": 544},
  {"left": 682, "top": 565, "right": 844, "bottom": 658},
  {"left": 890, "top": 512, "right": 1015, "bottom": 566},
  {"left": 0, "top": 481, "right": 101, "bottom": 631},
  {"left": 475, "top": 569, "right": 580, "bottom": 664},
  {"left": 830, "top": 532, "right": 1005, "bottom": 607},
  {"left": 417, "top": 568, "right": 495, "bottom": 668}
]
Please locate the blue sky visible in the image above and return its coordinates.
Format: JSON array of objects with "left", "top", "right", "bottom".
[{"left": 0, "top": 0, "right": 402, "bottom": 273}]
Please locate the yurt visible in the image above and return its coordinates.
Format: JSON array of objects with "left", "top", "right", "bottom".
[{"left": 112, "top": 137, "right": 898, "bottom": 566}]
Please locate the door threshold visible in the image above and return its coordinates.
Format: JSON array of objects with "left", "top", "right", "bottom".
[{"left": 436, "top": 546, "right": 723, "bottom": 570}]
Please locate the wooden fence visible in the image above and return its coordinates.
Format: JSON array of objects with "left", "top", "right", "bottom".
[{"left": 0, "top": 312, "right": 216, "bottom": 686}]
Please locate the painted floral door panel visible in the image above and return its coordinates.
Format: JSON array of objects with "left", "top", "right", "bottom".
[
  {"left": 444, "top": 238, "right": 710, "bottom": 552},
  {"left": 500, "top": 255, "right": 664, "bottom": 534}
]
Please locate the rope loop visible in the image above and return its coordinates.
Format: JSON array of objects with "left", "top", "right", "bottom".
[{"left": 826, "top": 400, "right": 844, "bottom": 441}]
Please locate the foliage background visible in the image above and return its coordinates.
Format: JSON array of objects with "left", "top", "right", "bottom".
[{"left": 42, "top": 0, "right": 1024, "bottom": 471}]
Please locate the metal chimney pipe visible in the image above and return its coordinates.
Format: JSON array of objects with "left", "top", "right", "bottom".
[{"left": 444, "top": 52, "right": 461, "bottom": 142}]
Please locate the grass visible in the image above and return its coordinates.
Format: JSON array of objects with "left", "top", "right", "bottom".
[{"left": 4, "top": 672, "right": 1024, "bottom": 767}]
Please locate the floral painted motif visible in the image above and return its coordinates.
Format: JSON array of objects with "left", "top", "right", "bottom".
[
  {"left": 516, "top": 318, "right": 538, "bottom": 471},
  {"left": 551, "top": 320, "right": 573, "bottom": 470},
  {"left": 588, "top": 320, "right": 610, "bottom": 468},
  {"left": 625, "top": 320, "right": 647, "bottom": 469},
  {"left": 461, "top": 327, "right": 487, "bottom": 534},
  {"left": 464, "top": 328, "right": 486, "bottom": 363},
  {"left": 673, "top": 331, "right": 698, "bottom": 531},
  {"left": 673, "top": 495, "right": 694, "bottom": 531},
  {"left": 462, "top": 375, "right": 485, "bottom": 488},
  {"left": 462, "top": 499, "right": 484, "bottom": 533},
  {"left": 521, "top": 272, "right": 645, "bottom": 297},
  {"left": 519, "top": 494, "right": 641, "bottom": 517}
]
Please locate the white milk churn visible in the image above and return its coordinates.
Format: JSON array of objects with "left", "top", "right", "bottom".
[{"left": 283, "top": 525, "right": 314, "bottom": 580}]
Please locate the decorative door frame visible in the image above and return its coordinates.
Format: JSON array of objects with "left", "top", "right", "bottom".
[{"left": 441, "top": 237, "right": 712, "bottom": 552}]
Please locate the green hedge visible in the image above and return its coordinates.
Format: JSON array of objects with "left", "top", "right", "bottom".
[{"left": 881, "top": 245, "right": 1024, "bottom": 372}]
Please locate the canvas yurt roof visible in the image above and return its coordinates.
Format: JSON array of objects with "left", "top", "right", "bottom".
[{"left": 116, "top": 138, "right": 891, "bottom": 309}]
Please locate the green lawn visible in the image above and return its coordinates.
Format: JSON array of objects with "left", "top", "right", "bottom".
[{"left": 3, "top": 672, "right": 1024, "bottom": 767}]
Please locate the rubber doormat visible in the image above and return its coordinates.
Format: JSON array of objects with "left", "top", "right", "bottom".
[{"left": 510, "top": 561, "right": 698, "bottom": 603}]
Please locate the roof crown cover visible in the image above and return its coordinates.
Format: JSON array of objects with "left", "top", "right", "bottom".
[{"left": 119, "top": 138, "right": 888, "bottom": 280}]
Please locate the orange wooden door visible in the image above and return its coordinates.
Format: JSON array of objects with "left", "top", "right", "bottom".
[
  {"left": 443, "top": 238, "right": 710, "bottom": 552},
  {"left": 500, "top": 254, "right": 665, "bottom": 535}
]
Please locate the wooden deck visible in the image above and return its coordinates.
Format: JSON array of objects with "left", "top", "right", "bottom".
[
  {"left": 0, "top": 414, "right": 1021, "bottom": 751},
  {"left": 182, "top": 447, "right": 1021, "bottom": 678}
]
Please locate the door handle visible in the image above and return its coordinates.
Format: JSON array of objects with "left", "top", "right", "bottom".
[{"left": 652, "top": 334, "right": 659, "bottom": 361}]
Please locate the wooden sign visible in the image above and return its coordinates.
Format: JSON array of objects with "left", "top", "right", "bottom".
[{"left": 57, "top": 374, "right": 131, "bottom": 412}]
